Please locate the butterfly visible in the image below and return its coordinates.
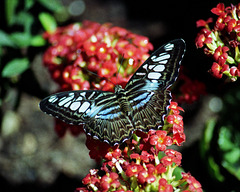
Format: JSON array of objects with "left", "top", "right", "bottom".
[{"left": 39, "top": 39, "right": 186, "bottom": 146}]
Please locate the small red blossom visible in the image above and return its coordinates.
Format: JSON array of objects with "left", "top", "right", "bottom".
[
  {"left": 230, "top": 66, "right": 240, "bottom": 77},
  {"left": 166, "top": 114, "right": 183, "bottom": 127},
  {"left": 137, "top": 169, "right": 156, "bottom": 184},
  {"left": 182, "top": 173, "right": 203, "bottom": 192},
  {"left": 149, "top": 130, "right": 172, "bottom": 151},
  {"left": 160, "top": 149, "right": 182, "bottom": 166},
  {"left": 173, "top": 132, "right": 186, "bottom": 146},
  {"left": 165, "top": 149, "right": 182, "bottom": 166},
  {"left": 195, "top": 28, "right": 212, "bottom": 48},
  {"left": 213, "top": 46, "right": 229, "bottom": 64},
  {"left": 210, "top": 62, "right": 229, "bottom": 78},
  {"left": 100, "top": 172, "right": 121, "bottom": 192},
  {"left": 104, "top": 147, "right": 122, "bottom": 161},
  {"left": 98, "top": 61, "right": 118, "bottom": 78},
  {"left": 156, "top": 163, "right": 167, "bottom": 174},
  {"left": 168, "top": 101, "right": 184, "bottom": 114},
  {"left": 161, "top": 156, "right": 174, "bottom": 166},
  {"left": 196, "top": 18, "right": 213, "bottom": 28},
  {"left": 158, "top": 178, "right": 173, "bottom": 192},
  {"left": 140, "top": 151, "right": 154, "bottom": 163},
  {"left": 82, "top": 169, "right": 100, "bottom": 186},
  {"left": 211, "top": 3, "right": 225, "bottom": 16},
  {"left": 125, "top": 162, "right": 143, "bottom": 177}
]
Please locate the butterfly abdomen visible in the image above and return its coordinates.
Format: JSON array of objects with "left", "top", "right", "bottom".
[{"left": 116, "top": 91, "right": 131, "bottom": 115}]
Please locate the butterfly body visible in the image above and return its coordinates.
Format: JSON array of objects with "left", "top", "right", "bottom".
[{"left": 40, "top": 39, "right": 186, "bottom": 146}]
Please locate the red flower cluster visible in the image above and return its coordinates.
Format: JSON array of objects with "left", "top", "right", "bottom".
[
  {"left": 175, "top": 74, "right": 206, "bottom": 104},
  {"left": 195, "top": 3, "right": 240, "bottom": 81},
  {"left": 75, "top": 102, "right": 202, "bottom": 192},
  {"left": 43, "top": 20, "right": 153, "bottom": 92}
]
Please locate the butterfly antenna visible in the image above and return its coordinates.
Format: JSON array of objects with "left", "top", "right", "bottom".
[{"left": 86, "top": 69, "right": 116, "bottom": 86}]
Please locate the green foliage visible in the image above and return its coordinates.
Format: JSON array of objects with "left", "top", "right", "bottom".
[
  {"left": 39, "top": 12, "right": 57, "bottom": 33},
  {"left": 0, "top": 0, "right": 65, "bottom": 106},
  {"left": 2, "top": 58, "right": 29, "bottom": 78},
  {"left": 200, "top": 87, "right": 240, "bottom": 191}
]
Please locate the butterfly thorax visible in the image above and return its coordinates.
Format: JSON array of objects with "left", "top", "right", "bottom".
[{"left": 114, "top": 85, "right": 131, "bottom": 115}]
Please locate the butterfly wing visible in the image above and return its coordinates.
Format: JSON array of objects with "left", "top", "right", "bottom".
[
  {"left": 125, "top": 39, "right": 186, "bottom": 91},
  {"left": 39, "top": 90, "right": 135, "bottom": 145},
  {"left": 125, "top": 39, "right": 186, "bottom": 131}
]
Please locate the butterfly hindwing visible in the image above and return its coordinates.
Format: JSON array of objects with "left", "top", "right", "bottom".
[{"left": 129, "top": 89, "right": 172, "bottom": 132}]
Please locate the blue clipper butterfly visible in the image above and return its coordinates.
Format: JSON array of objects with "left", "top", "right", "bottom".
[{"left": 39, "top": 39, "right": 186, "bottom": 146}]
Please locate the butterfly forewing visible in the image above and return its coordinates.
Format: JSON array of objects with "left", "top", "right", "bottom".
[
  {"left": 39, "top": 90, "right": 113, "bottom": 124},
  {"left": 125, "top": 39, "right": 186, "bottom": 91},
  {"left": 39, "top": 39, "right": 186, "bottom": 146}
]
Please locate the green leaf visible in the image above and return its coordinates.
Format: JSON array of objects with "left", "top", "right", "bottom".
[
  {"left": 223, "top": 148, "right": 240, "bottom": 164},
  {"left": 0, "top": 30, "right": 16, "bottom": 47},
  {"left": 218, "top": 126, "right": 234, "bottom": 151},
  {"left": 5, "top": 0, "right": 19, "bottom": 26},
  {"left": 208, "top": 156, "right": 224, "bottom": 182},
  {"left": 200, "top": 118, "right": 216, "bottom": 157},
  {"left": 15, "top": 11, "right": 34, "bottom": 33},
  {"left": 24, "top": 0, "right": 35, "bottom": 10},
  {"left": 37, "top": 0, "right": 63, "bottom": 12},
  {"left": 39, "top": 12, "right": 57, "bottom": 32},
  {"left": 10, "top": 32, "right": 32, "bottom": 47},
  {"left": 30, "top": 35, "right": 46, "bottom": 47},
  {"left": 2, "top": 58, "right": 30, "bottom": 77},
  {"left": 173, "top": 166, "right": 185, "bottom": 181}
]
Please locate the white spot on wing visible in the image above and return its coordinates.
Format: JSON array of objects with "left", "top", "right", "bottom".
[
  {"left": 143, "top": 64, "right": 148, "bottom": 69},
  {"left": 58, "top": 95, "right": 74, "bottom": 106},
  {"left": 148, "top": 72, "right": 161, "bottom": 79},
  {"left": 136, "top": 72, "right": 145, "bottom": 76},
  {"left": 49, "top": 95, "right": 57, "bottom": 103},
  {"left": 70, "top": 102, "right": 81, "bottom": 111},
  {"left": 164, "top": 43, "right": 174, "bottom": 51},
  {"left": 88, "top": 92, "right": 95, "bottom": 100},
  {"left": 152, "top": 53, "right": 170, "bottom": 64},
  {"left": 64, "top": 101, "right": 72, "bottom": 107},
  {"left": 154, "top": 65, "right": 165, "bottom": 72},
  {"left": 151, "top": 55, "right": 156, "bottom": 60},
  {"left": 79, "top": 102, "right": 90, "bottom": 113},
  {"left": 158, "top": 60, "right": 168, "bottom": 64},
  {"left": 76, "top": 96, "right": 83, "bottom": 101},
  {"left": 80, "top": 92, "right": 86, "bottom": 97}
]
